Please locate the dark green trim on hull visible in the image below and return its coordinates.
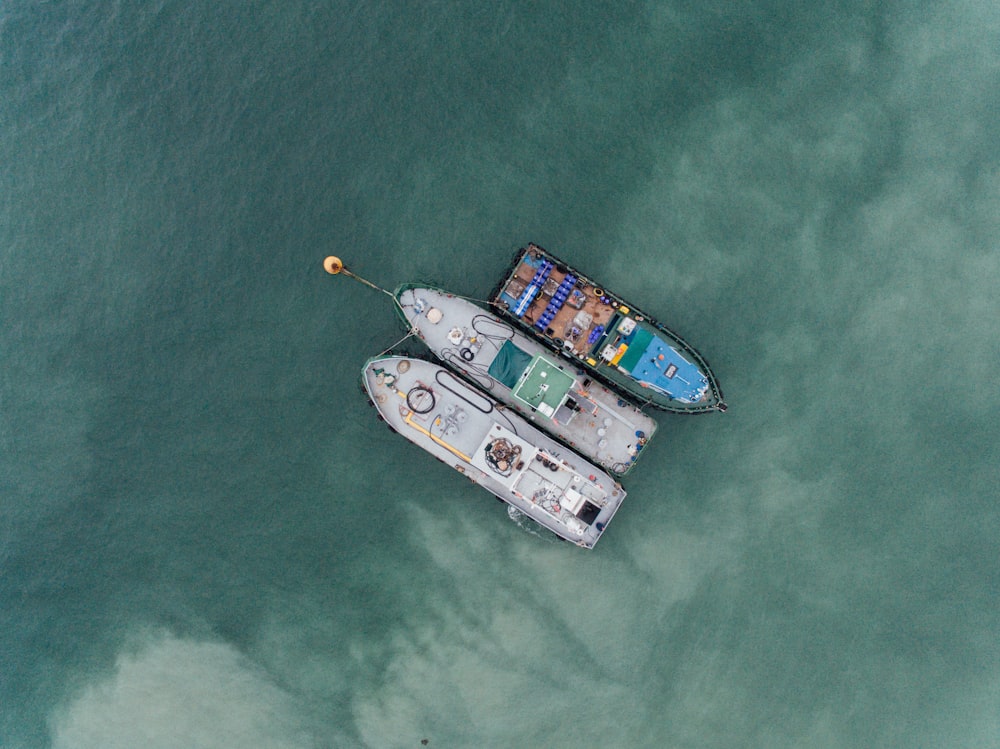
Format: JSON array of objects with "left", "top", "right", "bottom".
[{"left": 489, "top": 244, "right": 726, "bottom": 414}]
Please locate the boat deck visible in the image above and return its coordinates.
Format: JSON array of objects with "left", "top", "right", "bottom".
[
  {"left": 397, "top": 286, "right": 656, "bottom": 475},
  {"left": 500, "top": 257, "right": 620, "bottom": 359},
  {"left": 490, "top": 244, "right": 725, "bottom": 413},
  {"left": 362, "top": 355, "right": 626, "bottom": 548}
]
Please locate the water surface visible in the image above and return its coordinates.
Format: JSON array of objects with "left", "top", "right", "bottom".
[{"left": 1, "top": 2, "right": 998, "bottom": 747}]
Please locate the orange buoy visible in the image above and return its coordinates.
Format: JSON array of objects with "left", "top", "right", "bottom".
[{"left": 322, "top": 256, "right": 391, "bottom": 296}]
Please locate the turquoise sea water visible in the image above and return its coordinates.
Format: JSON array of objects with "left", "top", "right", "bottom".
[{"left": 2, "top": 2, "right": 998, "bottom": 747}]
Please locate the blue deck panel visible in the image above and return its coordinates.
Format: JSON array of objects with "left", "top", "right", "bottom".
[
  {"left": 522, "top": 253, "right": 542, "bottom": 270},
  {"left": 627, "top": 336, "right": 708, "bottom": 402},
  {"left": 512, "top": 283, "right": 540, "bottom": 316}
]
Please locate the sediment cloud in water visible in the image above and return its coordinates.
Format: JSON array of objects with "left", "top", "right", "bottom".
[{"left": 50, "top": 633, "right": 312, "bottom": 749}]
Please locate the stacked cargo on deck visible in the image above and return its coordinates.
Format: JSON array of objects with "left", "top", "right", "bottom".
[{"left": 534, "top": 274, "right": 576, "bottom": 332}]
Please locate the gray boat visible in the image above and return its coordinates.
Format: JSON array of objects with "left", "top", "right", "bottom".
[
  {"left": 362, "top": 355, "right": 627, "bottom": 548},
  {"left": 395, "top": 285, "right": 657, "bottom": 476}
]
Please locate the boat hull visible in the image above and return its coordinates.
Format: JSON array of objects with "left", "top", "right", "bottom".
[
  {"left": 395, "top": 284, "right": 657, "bottom": 476},
  {"left": 362, "top": 355, "right": 626, "bottom": 549},
  {"left": 489, "top": 244, "right": 725, "bottom": 413}
]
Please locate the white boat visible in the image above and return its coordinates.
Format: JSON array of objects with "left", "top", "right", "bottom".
[
  {"left": 395, "top": 285, "right": 656, "bottom": 476},
  {"left": 362, "top": 355, "right": 627, "bottom": 548}
]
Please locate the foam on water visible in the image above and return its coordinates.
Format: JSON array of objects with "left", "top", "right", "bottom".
[{"left": 505, "top": 504, "right": 556, "bottom": 543}]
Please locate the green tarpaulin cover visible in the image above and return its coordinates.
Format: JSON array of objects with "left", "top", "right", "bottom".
[
  {"left": 488, "top": 340, "right": 533, "bottom": 389},
  {"left": 617, "top": 328, "right": 654, "bottom": 373}
]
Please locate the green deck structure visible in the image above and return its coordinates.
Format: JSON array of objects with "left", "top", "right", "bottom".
[
  {"left": 511, "top": 354, "right": 575, "bottom": 418},
  {"left": 616, "top": 328, "right": 654, "bottom": 373}
]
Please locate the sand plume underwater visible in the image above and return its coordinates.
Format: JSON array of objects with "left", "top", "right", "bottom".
[{"left": 2, "top": 1, "right": 998, "bottom": 747}]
